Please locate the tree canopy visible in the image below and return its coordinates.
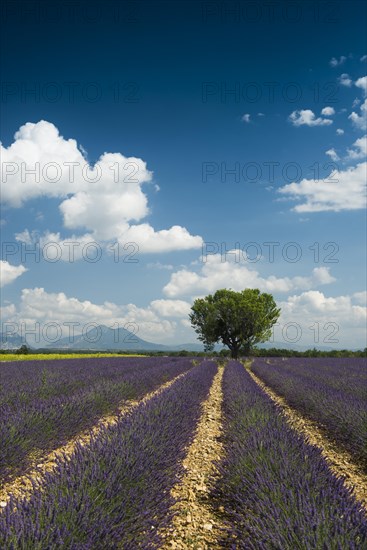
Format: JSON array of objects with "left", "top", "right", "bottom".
[{"left": 189, "top": 288, "right": 280, "bottom": 358}]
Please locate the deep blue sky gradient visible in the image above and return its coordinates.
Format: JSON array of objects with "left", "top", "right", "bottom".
[{"left": 1, "top": 0, "right": 366, "bottom": 346}]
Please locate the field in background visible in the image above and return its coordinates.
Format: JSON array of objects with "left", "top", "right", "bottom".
[{"left": 0, "top": 352, "right": 145, "bottom": 362}]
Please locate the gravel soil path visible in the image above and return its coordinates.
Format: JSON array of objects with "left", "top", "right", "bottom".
[{"left": 160, "top": 365, "right": 225, "bottom": 549}]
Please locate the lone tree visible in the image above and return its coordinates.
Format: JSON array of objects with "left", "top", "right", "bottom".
[
  {"left": 189, "top": 288, "right": 280, "bottom": 359},
  {"left": 16, "top": 344, "right": 29, "bottom": 355}
]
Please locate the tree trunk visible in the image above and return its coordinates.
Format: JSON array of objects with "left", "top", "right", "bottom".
[
  {"left": 242, "top": 343, "right": 251, "bottom": 357},
  {"left": 230, "top": 345, "right": 239, "bottom": 359}
]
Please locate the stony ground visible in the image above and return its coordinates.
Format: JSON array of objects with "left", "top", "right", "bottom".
[{"left": 160, "top": 365, "right": 225, "bottom": 549}]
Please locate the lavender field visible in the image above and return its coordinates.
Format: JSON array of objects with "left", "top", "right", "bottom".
[
  {"left": 0, "top": 360, "right": 218, "bottom": 548},
  {"left": 212, "top": 360, "right": 366, "bottom": 548},
  {"left": 0, "top": 356, "right": 193, "bottom": 481},
  {"left": 251, "top": 357, "right": 367, "bottom": 470},
  {"left": 0, "top": 356, "right": 366, "bottom": 548}
]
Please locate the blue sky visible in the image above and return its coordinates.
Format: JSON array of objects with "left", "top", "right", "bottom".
[{"left": 1, "top": 0, "right": 366, "bottom": 348}]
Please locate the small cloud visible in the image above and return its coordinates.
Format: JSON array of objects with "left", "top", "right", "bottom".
[
  {"left": 325, "top": 148, "right": 340, "bottom": 161},
  {"left": 289, "top": 109, "right": 333, "bottom": 127},
  {"left": 355, "top": 75, "right": 367, "bottom": 96},
  {"left": 338, "top": 73, "right": 352, "bottom": 87},
  {"left": 257, "top": 112, "right": 265, "bottom": 117},
  {"left": 147, "top": 262, "right": 174, "bottom": 271},
  {"left": 361, "top": 55, "right": 367, "bottom": 62},
  {"left": 352, "top": 98, "right": 361, "bottom": 108},
  {"left": 336, "top": 128, "right": 344, "bottom": 135},
  {"left": 241, "top": 114, "right": 251, "bottom": 123},
  {"left": 321, "top": 106, "right": 335, "bottom": 116},
  {"left": 154, "top": 184, "right": 160, "bottom": 192},
  {"left": 265, "top": 186, "right": 274, "bottom": 191},
  {"left": 329, "top": 55, "right": 347, "bottom": 67}
]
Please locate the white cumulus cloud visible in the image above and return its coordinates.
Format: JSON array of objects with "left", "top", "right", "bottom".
[
  {"left": 289, "top": 109, "right": 333, "bottom": 127},
  {"left": 353, "top": 290, "right": 367, "bottom": 305},
  {"left": 338, "top": 73, "right": 352, "bottom": 87},
  {"left": 163, "top": 253, "right": 335, "bottom": 299},
  {"left": 1, "top": 121, "right": 202, "bottom": 254},
  {"left": 150, "top": 299, "right": 191, "bottom": 318},
  {"left": 349, "top": 98, "right": 367, "bottom": 130},
  {"left": 329, "top": 56, "right": 347, "bottom": 67},
  {"left": 0, "top": 261, "right": 28, "bottom": 288},
  {"left": 355, "top": 75, "right": 367, "bottom": 96},
  {"left": 276, "top": 290, "right": 367, "bottom": 348},
  {"left": 346, "top": 135, "right": 367, "bottom": 160},
  {"left": 321, "top": 106, "right": 335, "bottom": 116},
  {"left": 115, "top": 224, "right": 203, "bottom": 253},
  {"left": 4, "top": 287, "right": 178, "bottom": 343},
  {"left": 278, "top": 162, "right": 367, "bottom": 212},
  {"left": 325, "top": 148, "right": 340, "bottom": 161}
]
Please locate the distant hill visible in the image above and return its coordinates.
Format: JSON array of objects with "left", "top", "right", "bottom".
[
  {"left": 37, "top": 325, "right": 211, "bottom": 352},
  {"left": 41, "top": 325, "right": 171, "bottom": 351},
  {"left": 0, "top": 324, "right": 208, "bottom": 352},
  {"left": 0, "top": 332, "right": 29, "bottom": 350}
]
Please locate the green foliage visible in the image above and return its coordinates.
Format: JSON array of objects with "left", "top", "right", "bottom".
[
  {"left": 15, "top": 344, "right": 29, "bottom": 355},
  {"left": 189, "top": 288, "right": 280, "bottom": 358},
  {"left": 252, "top": 347, "right": 367, "bottom": 358},
  {"left": 0, "top": 352, "right": 144, "bottom": 362}
]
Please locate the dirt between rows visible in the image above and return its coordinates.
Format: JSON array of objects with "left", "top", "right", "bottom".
[
  {"left": 159, "top": 365, "right": 226, "bottom": 550},
  {"left": 0, "top": 370, "right": 189, "bottom": 509},
  {"left": 247, "top": 363, "right": 367, "bottom": 514}
]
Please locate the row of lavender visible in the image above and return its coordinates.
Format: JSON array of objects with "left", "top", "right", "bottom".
[
  {"left": 212, "top": 361, "right": 366, "bottom": 549},
  {"left": 0, "top": 356, "right": 193, "bottom": 481},
  {"left": 0, "top": 360, "right": 218, "bottom": 549},
  {"left": 251, "top": 357, "right": 367, "bottom": 469}
]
